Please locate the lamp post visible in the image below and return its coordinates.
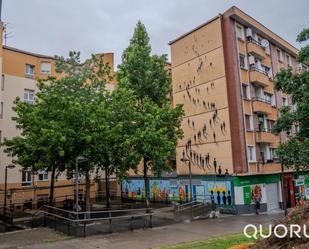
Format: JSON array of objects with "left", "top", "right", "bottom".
[
  {"left": 280, "top": 161, "right": 288, "bottom": 216},
  {"left": 75, "top": 156, "right": 86, "bottom": 216},
  {"left": 181, "top": 156, "right": 192, "bottom": 202},
  {"left": 4, "top": 164, "right": 15, "bottom": 216}
]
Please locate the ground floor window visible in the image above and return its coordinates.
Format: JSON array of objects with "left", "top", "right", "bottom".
[{"left": 22, "top": 171, "right": 32, "bottom": 186}]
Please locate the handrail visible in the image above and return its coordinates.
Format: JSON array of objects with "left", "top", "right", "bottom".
[
  {"left": 39, "top": 205, "right": 152, "bottom": 216},
  {"left": 36, "top": 209, "right": 152, "bottom": 224}
]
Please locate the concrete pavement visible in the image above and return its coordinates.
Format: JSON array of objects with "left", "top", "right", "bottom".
[{"left": 0, "top": 212, "right": 283, "bottom": 249}]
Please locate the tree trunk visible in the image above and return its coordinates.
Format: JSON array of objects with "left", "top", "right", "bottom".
[
  {"left": 85, "top": 172, "right": 91, "bottom": 214},
  {"left": 49, "top": 166, "right": 56, "bottom": 206},
  {"left": 143, "top": 157, "right": 150, "bottom": 208},
  {"left": 105, "top": 167, "right": 110, "bottom": 208}
]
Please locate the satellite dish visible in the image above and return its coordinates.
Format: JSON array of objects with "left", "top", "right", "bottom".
[{"left": 261, "top": 39, "right": 269, "bottom": 48}]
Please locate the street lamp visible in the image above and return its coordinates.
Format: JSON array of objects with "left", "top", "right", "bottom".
[
  {"left": 75, "top": 156, "right": 86, "bottom": 215},
  {"left": 181, "top": 156, "right": 192, "bottom": 202},
  {"left": 4, "top": 164, "right": 15, "bottom": 216}
]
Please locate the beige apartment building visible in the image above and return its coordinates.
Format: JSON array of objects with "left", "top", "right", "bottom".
[
  {"left": 0, "top": 22, "right": 116, "bottom": 209},
  {"left": 168, "top": 6, "right": 303, "bottom": 213}
]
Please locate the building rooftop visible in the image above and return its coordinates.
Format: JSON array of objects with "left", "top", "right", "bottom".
[{"left": 169, "top": 6, "right": 298, "bottom": 56}]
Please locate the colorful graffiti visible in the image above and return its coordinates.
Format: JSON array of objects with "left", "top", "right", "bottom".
[{"left": 122, "top": 178, "right": 233, "bottom": 207}]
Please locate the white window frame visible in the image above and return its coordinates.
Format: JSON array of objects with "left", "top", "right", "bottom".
[
  {"left": 25, "top": 64, "right": 35, "bottom": 77},
  {"left": 286, "top": 54, "right": 291, "bottom": 67},
  {"left": 239, "top": 54, "right": 247, "bottom": 70},
  {"left": 282, "top": 97, "right": 288, "bottom": 107},
  {"left": 38, "top": 170, "right": 49, "bottom": 181},
  {"left": 236, "top": 24, "right": 245, "bottom": 40},
  {"left": 40, "top": 62, "right": 51, "bottom": 75},
  {"left": 247, "top": 146, "right": 256, "bottom": 162},
  {"left": 242, "top": 84, "right": 250, "bottom": 99},
  {"left": 277, "top": 49, "right": 282, "bottom": 61},
  {"left": 24, "top": 89, "right": 34, "bottom": 104},
  {"left": 22, "top": 171, "right": 32, "bottom": 186},
  {"left": 245, "top": 114, "right": 253, "bottom": 131}
]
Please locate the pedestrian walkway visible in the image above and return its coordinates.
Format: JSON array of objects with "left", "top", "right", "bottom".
[{"left": 0, "top": 212, "right": 283, "bottom": 249}]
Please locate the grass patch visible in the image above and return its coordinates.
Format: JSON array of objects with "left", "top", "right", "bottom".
[{"left": 159, "top": 232, "right": 259, "bottom": 249}]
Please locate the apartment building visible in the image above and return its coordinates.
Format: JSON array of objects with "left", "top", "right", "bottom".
[
  {"left": 0, "top": 22, "right": 116, "bottom": 209},
  {"left": 168, "top": 6, "right": 302, "bottom": 213}
]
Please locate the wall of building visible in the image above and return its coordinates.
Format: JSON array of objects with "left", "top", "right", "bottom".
[{"left": 171, "top": 17, "right": 234, "bottom": 176}]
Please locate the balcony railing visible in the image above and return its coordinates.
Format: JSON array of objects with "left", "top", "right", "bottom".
[
  {"left": 247, "top": 37, "right": 262, "bottom": 46},
  {"left": 250, "top": 65, "right": 268, "bottom": 76},
  {"left": 252, "top": 97, "right": 272, "bottom": 105}
]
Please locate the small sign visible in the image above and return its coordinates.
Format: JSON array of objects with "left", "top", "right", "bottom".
[
  {"left": 243, "top": 186, "right": 252, "bottom": 205},
  {"left": 295, "top": 179, "right": 305, "bottom": 186}
]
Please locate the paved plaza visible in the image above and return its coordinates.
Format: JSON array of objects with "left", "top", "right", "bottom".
[{"left": 0, "top": 212, "right": 283, "bottom": 249}]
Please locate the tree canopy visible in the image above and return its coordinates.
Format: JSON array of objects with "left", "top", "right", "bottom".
[
  {"left": 273, "top": 27, "right": 309, "bottom": 171},
  {"left": 117, "top": 21, "right": 184, "bottom": 206}
]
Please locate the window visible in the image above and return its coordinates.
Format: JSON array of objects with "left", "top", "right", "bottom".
[
  {"left": 245, "top": 114, "right": 252, "bottom": 131},
  {"left": 24, "top": 89, "right": 34, "bottom": 104},
  {"left": 1, "top": 74, "right": 4, "bottom": 91},
  {"left": 239, "top": 54, "right": 247, "bottom": 69},
  {"left": 269, "top": 148, "right": 277, "bottom": 160},
  {"left": 267, "top": 119, "right": 275, "bottom": 132},
  {"left": 25, "top": 64, "right": 35, "bottom": 78},
  {"left": 0, "top": 102, "right": 3, "bottom": 118},
  {"left": 257, "top": 114, "right": 266, "bottom": 131},
  {"left": 247, "top": 146, "right": 256, "bottom": 162},
  {"left": 40, "top": 62, "right": 51, "bottom": 75},
  {"left": 242, "top": 84, "right": 250, "bottom": 99},
  {"left": 236, "top": 24, "right": 244, "bottom": 40},
  {"left": 277, "top": 49, "right": 282, "bottom": 61},
  {"left": 282, "top": 97, "right": 288, "bottom": 106},
  {"left": 264, "top": 92, "right": 272, "bottom": 104},
  {"left": 38, "top": 170, "right": 48, "bottom": 181},
  {"left": 286, "top": 54, "right": 291, "bottom": 66},
  {"left": 22, "top": 171, "right": 32, "bottom": 186}
]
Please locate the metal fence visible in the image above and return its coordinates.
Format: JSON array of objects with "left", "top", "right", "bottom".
[{"left": 32, "top": 205, "right": 153, "bottom": 237}]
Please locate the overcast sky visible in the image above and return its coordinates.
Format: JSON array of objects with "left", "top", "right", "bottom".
[{"left": 3, "top": 0, "right": 309, "bottom": 68}]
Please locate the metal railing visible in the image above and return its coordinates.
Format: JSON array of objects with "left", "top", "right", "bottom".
[
  {"left": 252, "top": 96, "right": 272, "bottom": 105},
  {"left": 32, "top": 205, "right": 153, "bottom": 237},
  {"left": 174, "top": 200, "right": 212, "bottom": 221}
]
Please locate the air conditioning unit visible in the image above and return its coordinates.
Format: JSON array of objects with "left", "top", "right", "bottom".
[
  {"left": 246, "top": 28, "right": 253, "bottom": 38},
  {"left": 248, "top": 55, "right": 255, "bottom": 65}
]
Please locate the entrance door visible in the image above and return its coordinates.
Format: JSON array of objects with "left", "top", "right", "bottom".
[{"left": 266, "top": 183, "right": 279, "bottom": 211}]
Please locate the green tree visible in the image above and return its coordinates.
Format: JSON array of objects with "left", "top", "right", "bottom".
[
  {"left": 273, "top": 27, "right": 309, "bottom": 171},
  {"left": 117, "top": 21, "right": 184, "bottom": 207},
  {"left": 3, "top": 52, "right": 113, "bottom": 209}
]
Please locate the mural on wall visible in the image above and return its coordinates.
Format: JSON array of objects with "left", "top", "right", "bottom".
[{"left": 122, "top": 178, "right": 234, "bottom": 207}]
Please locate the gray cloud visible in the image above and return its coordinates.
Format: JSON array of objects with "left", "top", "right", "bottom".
[{"left": 3, "top": 0, "right": 309, "bottom": 68}]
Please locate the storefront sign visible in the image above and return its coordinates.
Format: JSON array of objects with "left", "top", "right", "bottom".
[{"left": 243, "top": 186, "right": 252, "bottom": 205}]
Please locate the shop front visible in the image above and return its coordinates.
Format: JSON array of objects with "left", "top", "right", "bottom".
[{"left": 233, "top": 174, "right": 282, "bottom": 214}]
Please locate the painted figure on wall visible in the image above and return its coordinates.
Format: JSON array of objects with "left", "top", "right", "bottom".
[
  {"left": 222, "top": 191, "right": 227, "bottom": 206},
  {"left": 227, "top": 190, "right": 232, "bottom": 206},
  {"left": 217, "top": 191, "right": 221, "bottom": 205}
]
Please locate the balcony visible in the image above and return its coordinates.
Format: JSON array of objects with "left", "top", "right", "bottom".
[
  {"left": 252, "top": 97, "right": 276, "bottom": 115},
  {"left": 247, "top": 38, "right": 267, "bottom": 59},
  {"left": 249, "top": 66, "right": 272, "bottom": 86},
  {"left": 255, "top": 128, "right": 279, "bottom": 144}
]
